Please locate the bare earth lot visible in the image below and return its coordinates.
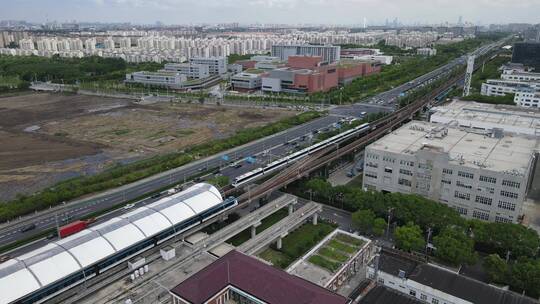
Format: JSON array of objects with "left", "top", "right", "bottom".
[{"left": 0, "top": 93, "right": 296, "bottom": 201}]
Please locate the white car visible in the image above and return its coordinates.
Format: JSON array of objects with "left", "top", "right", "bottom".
[{"left": 123, "top": 203, "right": 135, "bottom": 210}]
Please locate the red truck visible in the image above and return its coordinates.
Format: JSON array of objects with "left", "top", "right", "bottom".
[{"left": 58, "top": 218, "right": 96, "bottom": 238}]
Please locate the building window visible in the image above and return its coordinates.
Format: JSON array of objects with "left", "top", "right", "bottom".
[
  {"left": 479, "top": 175, "right": 496, "bottom": 184},
  {"left": 400, "top": 160, "right": 414, "bottom": 167},
  {"left": 365, "top": 172, "right": 378, "bottom": 179},
  {"left": 442, "top": 168, "right": 453, "bottom": 175},
  {"left": 475, "top": 195, "right": 493, "bottom": 206},
  {"left": 418, "top": 163, "right": 431, "bottom": 170},
  {"left": 409, "top": 290, "right": 416, "bottom": 297},
  {"left": 495, "top": 216, "right": 512, "bottom": 223},
  {"left": 383, "top": 156, "right": 395, "bottom": 163},
  {"left": 399, "top": 178, "right": 412, "bottom": 187},
  {"left": 399, "top": 169, "right": 413, "bottom": 176},
  {"left": 456, "top": 181, "right": 472, "bottom": 189},
  {"left": 432, "top": 299, "right": 439, "bottom": 304},
  {"left": 500, "top": 190, "right": 518, "bottom": 199},
  {"left": 454, "top": 191, "right": 471, "bottom": 201},
  {"left": 421, "top": 294, "right": 427, "bottom": 301},
  {"left": 498, "top": 200, "right": 516, "bottom": 211},
  {"left": 441, "top": 179, "right": 452, "bottom": 185},
  {"left": 502, "top": 180, "right": 521, "bottom": 189},
  {"left": 384, "top": 167, "right": 393, "bottom": 173},
  {"left": 458, "top": 171, "right": 474, "bottom": 179},
  {"left": 473, "top": 210, "right": 490, "bottom": 221},
  {"left": 366, "top": 162, "right": 378, "bottom": 169},
  {"left": 455, "top": 206, "right": 468, "bottom": 215}
]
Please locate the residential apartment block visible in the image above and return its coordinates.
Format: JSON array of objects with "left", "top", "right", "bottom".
[{"left": 363, "top": 121, "right": 539, "bottom": 223}]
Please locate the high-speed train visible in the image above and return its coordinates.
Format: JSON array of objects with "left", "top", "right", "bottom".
[
  {"left": 232, "top": 123, "right": 371, "bottom": 187},
  {"left": 0, "top": 183, "right": 237, "bottom": 304}
]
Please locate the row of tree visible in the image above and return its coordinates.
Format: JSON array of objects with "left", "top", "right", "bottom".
[
  {"left": 0, "top": 55, "right": 162, "bottom": 84},
  {"left": 296, "top": 178, "right": 540, "bottom": 298}
]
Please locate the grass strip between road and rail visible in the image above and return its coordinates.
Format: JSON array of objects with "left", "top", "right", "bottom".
[{"left": 0, "top": 111, "right": 323, "bottom": 223}]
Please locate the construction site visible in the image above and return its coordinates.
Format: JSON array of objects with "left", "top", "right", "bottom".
[{"left": 0, "top": 92, "right": 296, "bottom": 201}]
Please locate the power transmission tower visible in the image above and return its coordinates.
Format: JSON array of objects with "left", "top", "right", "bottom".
[{"left": 463, "top": 55, "right": 475, "bottom": 97}]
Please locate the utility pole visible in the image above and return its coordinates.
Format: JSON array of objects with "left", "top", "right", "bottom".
[{"left": 386, "top": 207, "right": 394, "bottom": 239}]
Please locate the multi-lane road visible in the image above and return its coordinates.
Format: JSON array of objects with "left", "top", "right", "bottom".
[
  {"left": 0, "top": 39, "right": 505, "bottom": 253},
  {"left": 0, "top": 114, "right": 343, "bottom": 249}
]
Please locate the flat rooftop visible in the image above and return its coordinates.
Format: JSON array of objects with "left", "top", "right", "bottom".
[
  {"left": 368, "top": 121, "right": 539, "bottom": 174},
  {"left": 430, "top": 100, "right": 540, "bottom": 132}
]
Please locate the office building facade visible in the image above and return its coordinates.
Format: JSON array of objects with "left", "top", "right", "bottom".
[
  {"left": 512, "top": 42, "right": 540, "bottom": 70},
  {"left": 162, "top": 63, "right": 210, "bottom": 79},
  {"left": 271, "top": 44, "right": 341, "bottom": 63},
  {"left": 189, "top": 57, "right": 228, "bottom": 75},
  {"left": 363, "top": 121, "right": 538, "bottom": 223}
]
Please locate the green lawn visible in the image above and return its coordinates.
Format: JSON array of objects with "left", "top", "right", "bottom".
[
  {"left": 318, "top": 247, "right": 349, "bottom": 263},
  {"left": 335, "top": 233, "right": 365, "bottom": 247},
  {"left": 327, "top": 239, "right": 357, "bottom": 254},
  {"left": 227, "top": 208, "right": 289, "bottom": 246},
  {"left": 258, "top": 248, "right": 292, "bottom": 269},
  {"left": 257, "top": 222, "right": 336, "bottom": 269},
  {"left": 309, "top": 255, "right": 342, "bottom": 272}
]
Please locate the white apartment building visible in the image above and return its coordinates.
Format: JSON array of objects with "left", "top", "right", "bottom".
[
  {"left": 18, "top": 38, "right": 34, "bottom": 50},
  {"left": 430, "top": 100, "right": 540, "bottom": 136},
  {"left": 103, "top": 37, "right": 115, "bottom": 49},
  {"left": 417, "top": 47, "right": 437, "bottom": 56},
  {"left": 162, "top": 63, "right": 210, "bottom": 79},
  {"left": 119, "top": 37, "right": 131, "bottom": 48},
  {"left": 480, "top": 79, "right": 540, "bottom": 96},
  {"left": 125, "top": 71, "right": 187, "bottom": 88},
  {"left": 367, "top": 249, "right": 537, "bottom": 304},
  {"left": 363, "top": 121, "right": 539, "bottom": 223},
  {"left": 515, "top": 90, "right": 540, "bottom": 108},
  {"left": 501, "top": 69, "right": 540, "bottom": 82},
  {"left": 189, "top": 57, "right": 227, "bottom": 75}
]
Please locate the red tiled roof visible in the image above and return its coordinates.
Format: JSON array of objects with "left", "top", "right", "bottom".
[{"left": 170, "top": 250, "right": 350, "bottom": 304}]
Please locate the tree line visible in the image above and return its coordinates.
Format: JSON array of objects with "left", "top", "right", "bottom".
[{"left": 294, "top": 178, "right": 540, "bottom": 298}]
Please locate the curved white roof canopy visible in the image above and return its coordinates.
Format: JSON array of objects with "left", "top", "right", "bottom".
[{"left": 0, "top": 183, "right": 222, "bottom": 304}]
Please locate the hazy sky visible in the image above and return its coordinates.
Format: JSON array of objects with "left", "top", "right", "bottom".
[{"left": 1, "top": 0, "right": 539, "bottom": 25}]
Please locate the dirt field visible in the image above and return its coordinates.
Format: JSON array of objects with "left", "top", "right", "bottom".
[{"left": 0, "top": 92, "right": 296, "bottom": 201}]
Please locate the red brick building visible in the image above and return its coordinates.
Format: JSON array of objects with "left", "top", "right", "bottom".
[{"left": 169, "top": 250, "right": 350, "bottom": 304}]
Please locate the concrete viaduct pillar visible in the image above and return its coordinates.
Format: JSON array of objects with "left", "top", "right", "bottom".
[
  {"left": 312, "top": 213, "right": 318, "bottom": 225},
  {"left": 288, "top": 204, "right": 294, "bottom": 215},
  {"left": 251, "top": 221, "right": 261, "bottom": 239},
  {"left": 276, "top": 237, "right": 282, "bottom": 250}
]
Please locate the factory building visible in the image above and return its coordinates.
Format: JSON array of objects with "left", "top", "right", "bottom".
[
  {"left": 162, "top": 63, "right": 210, "bottom": 79},
  {"left": 231, "top": 69, "right": 264, "bottom": 91},
  {"left": 363, "top": 121, "right": 539, "bottom": 223},
  {"left": 189, "top": 57, "right": 228, "bottom": 75},
  {"left": 125, "top": 71, "right": 187, "bottom": 88},
  {"left": 429, "top": 100, "right": 540, "bottom": 136},
  {"left": 271, "top": 44, "right": 341, "bottom": 63}
]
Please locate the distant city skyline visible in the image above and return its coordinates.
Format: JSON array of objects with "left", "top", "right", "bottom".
[{"left": 0, "top": 0, "right": 539, "bottom": 26}]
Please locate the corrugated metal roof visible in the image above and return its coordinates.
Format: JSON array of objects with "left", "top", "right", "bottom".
[{"left": 0, "top": 183, "right": 222, "bottom": 304}]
